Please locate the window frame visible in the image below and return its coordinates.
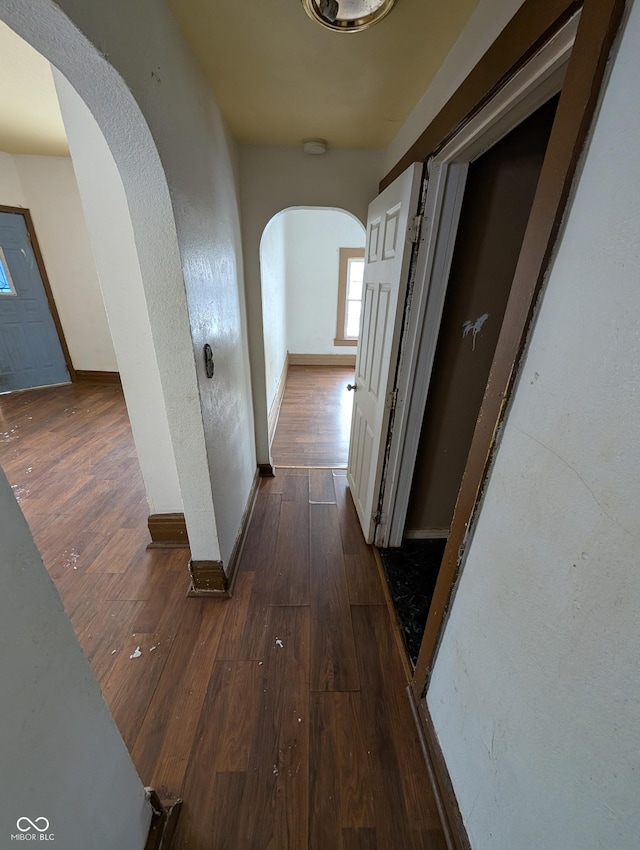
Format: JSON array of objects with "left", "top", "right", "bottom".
[{"left": 334, "top": 247, "right": 365, "bottom": 347}]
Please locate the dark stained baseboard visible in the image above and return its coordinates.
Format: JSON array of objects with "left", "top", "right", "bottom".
[
  {"left": 187, "top": 467, "right": 260, "bottom": 597},
  {"left": 187, "top": 559, "right": 227, "bottom": 595},
  {"left": 408, "top": 689, "right": 471, "bottom": 850},
  {"left": 144, "top": 788, "right": 182, "bottom": 850},
  {"left": 75, "top": 370, "right": 122, "bottom": 385},
  {"left": 147, "top": 513, "right": 190, "bottom": 549}
]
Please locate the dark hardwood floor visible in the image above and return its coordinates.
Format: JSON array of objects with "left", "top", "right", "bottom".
[
  {"left": 271, "top": 365, "right": 355, "bottom": 468},
  {"left": 0, "top": 382, "right": 445, "bottom": 850}
]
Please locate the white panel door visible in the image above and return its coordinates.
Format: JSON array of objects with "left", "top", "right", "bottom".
[{"left": 347, "top": 163, "right": 422, "bottom": 542}]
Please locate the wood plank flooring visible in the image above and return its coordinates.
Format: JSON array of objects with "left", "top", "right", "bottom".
[
  {"left": 271, "top": 365, "right": 355, "bottom": 467},
  {"left": 0, "top": 382, "right": 445, "bottom": 849}
]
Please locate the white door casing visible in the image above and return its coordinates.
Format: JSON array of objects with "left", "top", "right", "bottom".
[{"left": 347, "top": 162, "right": 423, "bottom": 542}]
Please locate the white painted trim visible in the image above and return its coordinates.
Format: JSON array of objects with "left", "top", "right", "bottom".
[
  {"left": 268, "top": 353, "right": 289, "bottom": 445},
  {"left": 380, "top": 11, "right": 580, "bottom": 548},
  {"left": 440, "top": 12, "right": 579, "bottom": 166},
  {"left": 381, "top": 162, "right": 468, "bottom": 548},
  {"left": 288, "top": 353, "right": 356, "bottom": 366}
]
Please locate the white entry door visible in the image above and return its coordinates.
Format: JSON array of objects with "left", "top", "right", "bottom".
[{"left": 347, "top": 163, "right": 423, "bottom": 542}]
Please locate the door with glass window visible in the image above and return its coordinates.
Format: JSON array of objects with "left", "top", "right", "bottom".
[{"left": 0, "top": 210, "right": 70, "bottom": 392}]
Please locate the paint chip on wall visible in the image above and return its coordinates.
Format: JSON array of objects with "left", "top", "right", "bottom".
[{"left": 462, "top": 313, "right": 489, "bottom": 350}]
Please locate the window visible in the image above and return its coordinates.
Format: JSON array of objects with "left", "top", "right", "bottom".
[
  {"left": 0, "top": 248, "right": 16, "bottom": 295},
  {"left": 335, "top": 247, "right": 365, "bottom": 346}
]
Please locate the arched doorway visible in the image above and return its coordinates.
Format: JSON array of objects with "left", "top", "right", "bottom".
[
  {"left": 260, "top": 206, "right": 365, "bottom": 467},
  {"left": 0, "top": 0, "right": 252, "bottom": 569}
]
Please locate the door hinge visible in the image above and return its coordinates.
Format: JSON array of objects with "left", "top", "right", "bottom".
[
  {"left": 407, "top": 214, "right": 423, "bottom": 244},
  {"left": 387, "top": 389, "right": 399, "bottom": 411}
]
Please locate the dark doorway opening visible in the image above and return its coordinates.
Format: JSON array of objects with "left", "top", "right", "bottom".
[{"left": 386, "top": 94, "right": 560, "bottom": 664}]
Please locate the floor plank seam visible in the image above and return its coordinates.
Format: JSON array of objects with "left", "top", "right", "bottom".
[{"left": 0, "top": 383, "right": 447, "bottom": 849}]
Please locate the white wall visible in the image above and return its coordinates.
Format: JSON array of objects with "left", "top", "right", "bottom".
[
  {"left": 260, "top": 212, "right": 287, "bottom": 413},
  {"left": 239, "top": 144, "right": 383, "bottom": 463},
  {"left": 0, "top": 150, "right": 117, "bottom": 371},
  {"left": 428, "top": 4, "right": 640, "bottom": 847},
  {"left": 0, "top": 466, "right": 151, "bottom": 848},
  {"left": 0, "top": 150, "right": 23, "bottom": 199},
  {"left": 54, "top": 72, "right": 183, "bottom": 516},
  {"left": 285, "top": 208, "right": 365, "bottom": 356},
  {"left": 1, "top": 0, "right": 257, "bottom": 567}
]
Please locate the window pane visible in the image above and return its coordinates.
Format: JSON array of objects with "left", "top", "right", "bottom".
[
  {"left": 0, "top": 249, "right": 16, "bottom": 295},
  {"left": 348, "top": 258, "right": 364, "bottom": 281},
  {"left": 346, "top": 299, "right": 361, "bottom": 337},
  {"left": 348, "top": 276, "right": 363, "bottom": 301},
  {"left": 338, "top": 249, "right": 364, "bottom": 342},
  {"left": 347, "top": 259, "right": 364, "bottom": 301}
]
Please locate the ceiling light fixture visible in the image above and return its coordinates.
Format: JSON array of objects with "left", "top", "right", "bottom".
[{"left": 301, "top": 0, "right": 398, "bottom": 33}]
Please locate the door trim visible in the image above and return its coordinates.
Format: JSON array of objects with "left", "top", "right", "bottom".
[
  {"left": 382, "top": 12, "right": 579, "bottom": 549},
  {"left": 0, "top": 205, "right": 76, "bottom": 383},
  {"left": 380, "top": 0, "right": 583, "bottom": 191},
  {"left": 396, "top": 0, "right": 626, "bottom": 700}
]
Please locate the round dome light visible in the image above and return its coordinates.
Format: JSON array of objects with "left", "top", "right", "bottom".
[{"left": 301, "top": 0, "right": 398, "bottom": 32}]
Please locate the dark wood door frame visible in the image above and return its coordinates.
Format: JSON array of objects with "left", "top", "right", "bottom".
[
  {"left": 0, "top": 204, "right": 76, "bottom": 383},
  {"left": 379, "top": 0, "right": 625, "bottom": 702}
]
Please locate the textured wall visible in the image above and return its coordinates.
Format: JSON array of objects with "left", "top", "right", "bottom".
[
  {"left": 1, "top": 0, "right": 258, "bottom": 565},
  {"left": 428, "top": 4, "right": 640, "bottom": 847},
  {"left": 50, "top": 0, "right": 256, "bottom": 566},
  {"left": 0, "top": 466, "right": 150, "bottom": 848}
]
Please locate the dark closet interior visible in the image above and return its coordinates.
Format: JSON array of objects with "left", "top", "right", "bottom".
[{"left": 383, "top": 94, "right": 560, "bottom": 664}]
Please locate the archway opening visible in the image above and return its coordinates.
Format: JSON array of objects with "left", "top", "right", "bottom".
[{"left": 260, "top": 206, "right": 365, "bottom": 467}]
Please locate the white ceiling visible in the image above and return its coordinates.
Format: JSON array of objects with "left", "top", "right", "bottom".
[{"left": 0, "top": 1, "right": 479, "bottom": 156}]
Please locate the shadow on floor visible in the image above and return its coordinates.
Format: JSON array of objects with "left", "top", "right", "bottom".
[{"left": 379, "top": 539, "right": 447, "bottom": 666}]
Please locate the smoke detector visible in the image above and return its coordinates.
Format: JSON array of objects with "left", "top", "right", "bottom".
[{"left": 302, "top": 138, "right": 328, "bottom": 155}]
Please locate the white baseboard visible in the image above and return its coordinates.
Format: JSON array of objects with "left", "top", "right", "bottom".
[
  {"left": 288, "top": 353, "right": 356, "bottom": 367},
  {"left": 268, "top": 354, "right": 289, "bottom": 444},
  {"left": 403, "top": 528, "right": 450, "bottom": 540}
]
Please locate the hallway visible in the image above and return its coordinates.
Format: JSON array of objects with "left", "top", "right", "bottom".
[
  {"left": 271, "top": 364, "right": 355, "bottom": 467},
  {"left": 0, "top": 383, "right": 445, "bottom": 849}
]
